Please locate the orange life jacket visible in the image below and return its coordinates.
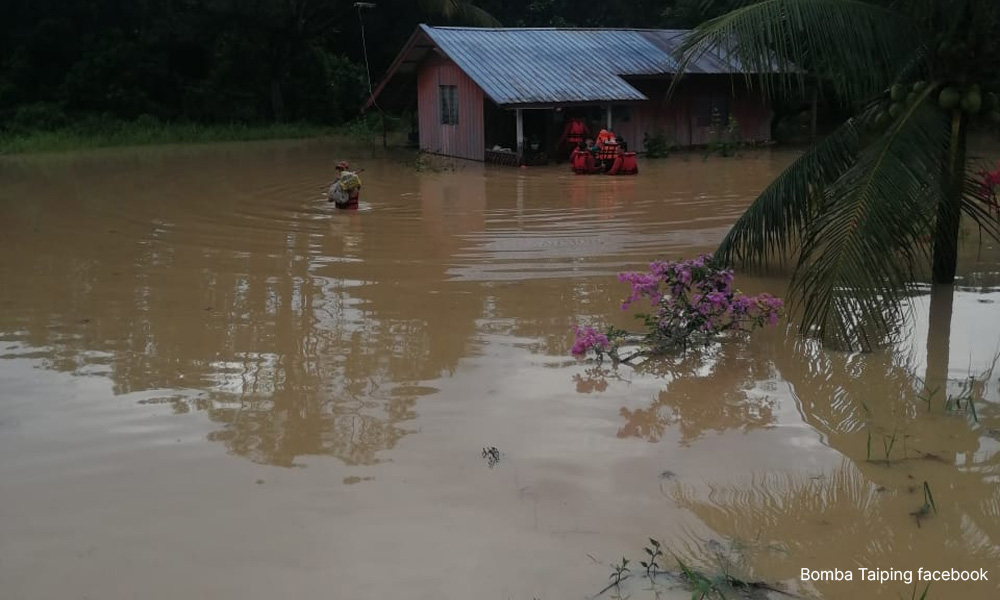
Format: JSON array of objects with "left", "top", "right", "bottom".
[
  {"left": 596, "top": 129, "right": 615, "bottom": 146},
  {"left": 563, "top": 119, "right": 587, "bottom": 145},
  {"left": 621, "top": 152, "right": 638, "bottom": 174}
]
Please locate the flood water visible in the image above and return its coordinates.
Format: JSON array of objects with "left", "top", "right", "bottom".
[{"left": 1, "top": 140, "right": 999, "bottom": 600}]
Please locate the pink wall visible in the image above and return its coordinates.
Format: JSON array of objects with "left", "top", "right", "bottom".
[
  {"left": 417, "top": 55, "right": 485, "bottom": 161},
  {"left": 612, "top": 78, "right": 772, "bottom": 152}
]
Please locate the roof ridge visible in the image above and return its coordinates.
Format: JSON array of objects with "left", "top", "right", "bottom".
[{"left": 421, "top": 24, "right": 690, "bottom": 33}]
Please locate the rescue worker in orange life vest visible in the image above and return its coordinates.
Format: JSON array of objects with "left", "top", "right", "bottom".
[{"left": 558, "top": 117, "right": 589, "bottom": 159}]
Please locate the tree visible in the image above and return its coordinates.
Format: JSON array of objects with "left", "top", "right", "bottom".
[
  {"left": 675, "top": 0, "right": 1000, "bottom": 350},
  {"left": 417, "top": 0, "right": 501, "bottom": 25}
]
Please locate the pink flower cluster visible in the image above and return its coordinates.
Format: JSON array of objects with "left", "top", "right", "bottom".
[
  {"left": 983, "top": 168, "right": 1000, "bottom": 190},
  {"left": 571, "top": 254, "right": 784, "bottom": 359},
  {"left": 570, "top": 325, "right": 610, "bottom": 357},
  {"left": 628, "top": 255, "right": 783, "bottom": 338},
  {"left": 978, "top": 162, "right": 1000, "bottom": 215}
]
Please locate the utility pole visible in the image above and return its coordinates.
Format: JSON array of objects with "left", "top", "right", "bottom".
[{"left": 355, "top": 3, "right": 386, "bottom": 148}]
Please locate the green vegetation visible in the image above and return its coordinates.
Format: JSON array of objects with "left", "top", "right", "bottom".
[
  {"left": 0, "top": 108, "right": 409, "bottom": 155},
  {"left": 0, "top": 120, "right": 336, "bottom": 155},
  {"left": 642, "top": 130, "right": 675, "bottom": 158},
  {"left": 705, "top": 106, "right": 743, "bottom": 158},
  {"left": 595, "top": 537, "right": 788, "bottom": 599},
  {"left": 608, "top": 556, "right": 630, "bottom": 588},
  {"left": 640, "top": 538, "right": 663, "bottom": 577},
  {"left": 676, "top": 0, "right": 1000, "bottom": 350},
  {"left": 1, "top": 1, "right": 735, "bottom": 151}
]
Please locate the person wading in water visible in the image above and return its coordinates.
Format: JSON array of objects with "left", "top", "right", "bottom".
[{"left": 327, "top": 161, "right": 362, "bottom": 209}]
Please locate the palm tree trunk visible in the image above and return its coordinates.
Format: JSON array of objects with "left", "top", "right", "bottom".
[
  {"left": 924, "top": 283, "right": 953, "bottom": 392},
  {"left": 931, "top": 109, "right": 967, "bottom": 283}
]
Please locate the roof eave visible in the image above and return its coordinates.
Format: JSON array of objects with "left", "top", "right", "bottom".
[
  {"left": 495, "top": 98, "right": 649, "bottom": 109},
  {"left": 364, "top": 27, "right": 433, "bottom": 112}
]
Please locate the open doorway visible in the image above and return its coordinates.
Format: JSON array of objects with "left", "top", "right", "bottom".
[{"left": 483, "top": 103, "right": 612, "bottom": 166}]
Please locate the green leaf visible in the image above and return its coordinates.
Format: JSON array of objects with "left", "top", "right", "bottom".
[
  {"left": 790, "top": 85, "right": 949, "bottom": 349},
  {"left": 417, "top": 0, "right": 501, "bottom": 26},
  {"left": 672, "top": 0, "right": 918, "bottom": 105},
  {"left": 716, "top": 111, "right": 866, "bottom": 268},
  {"left": 960, "top": 165, "right": 1000, "bottom": 244}
]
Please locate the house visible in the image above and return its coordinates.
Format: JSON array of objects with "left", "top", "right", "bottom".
[{"left": 366, "top": 25, "right": 778, "bottom": 164}]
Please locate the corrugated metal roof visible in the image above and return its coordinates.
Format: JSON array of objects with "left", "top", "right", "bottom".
[{"left": 415, "top": 25, "right": 757, "bottom": 106}]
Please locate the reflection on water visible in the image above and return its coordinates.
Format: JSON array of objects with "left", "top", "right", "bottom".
[
  {"left": 614, "top": 342, "right": 782, "bottom": 444},
  {"left": 1, "top": 142, "right": 999, "bottom": 599}
]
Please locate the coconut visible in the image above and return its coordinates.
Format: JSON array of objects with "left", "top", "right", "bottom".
[
  {"left": 906, "top": 92, "right": 918, "bottom": 106},
  {"left": 938, "top": 87, "right": 961, "bottom": 110},
  {"left": 912, "top": 81, "right": 927, "bottom": 93},
  {"left": 888, "top": 103, "right": 904, "bottom": 119},
  {"left": 961, "top": 89, "right": 982, "bottom": 114},
  {"left": 870, "top": 111, "right": 889, "bottom": 131},
  {"left": 891, "top": 84, "right": 906, "bottom": 102}
]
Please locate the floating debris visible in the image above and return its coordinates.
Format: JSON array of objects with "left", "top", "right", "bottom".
[{"left": 482, "top": 446, "right": 502, "bottom": 468}]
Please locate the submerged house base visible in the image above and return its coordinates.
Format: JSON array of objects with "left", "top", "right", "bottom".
[{"left": 368, "top": 25, "right": 776, "bottom": 165}]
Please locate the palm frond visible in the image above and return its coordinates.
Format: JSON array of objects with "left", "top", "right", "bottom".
[
  {"left": 715, "top": 110, "right": 870, "bottom": 268},
  {"left": 673, "top": 0, "right": 919, "bottom": 105},
  {"left": 961, "top": 167, "right": 1000, "bottom": 245},
  {"left": 456, "top": 3, "right": 501, "bottom": 26},
  {"left": 791, "top": 84, "right": 950, "bottom": 350},
  {"left": 418, "top": 0, "right": 501, "bottom": 26}
]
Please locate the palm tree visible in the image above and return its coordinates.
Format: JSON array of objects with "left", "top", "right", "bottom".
[
  {"left": 418, "top": 0, "right": 501, "bottom": 25},
  {"left": 675, "top": 0, "right": 1000, "bottom": 350}
]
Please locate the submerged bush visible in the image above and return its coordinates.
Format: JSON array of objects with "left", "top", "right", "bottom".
[
  {"left": 642, "top": 130, "right": 674, "bottom": 158},
  {"left": 572, "top": 254, "right": 783, "bottom": 362}
]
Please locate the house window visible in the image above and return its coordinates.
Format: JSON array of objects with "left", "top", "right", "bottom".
[
  {"left": 696, "top": 94, "right": 730, "bottom": 127},
  {"left": 440, "top": 85, "right": 458, "bottom": 125}
]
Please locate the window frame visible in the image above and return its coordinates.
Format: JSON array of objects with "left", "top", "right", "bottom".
[{"left": 439, "top": 85, "right": 459, "bottom": 126}]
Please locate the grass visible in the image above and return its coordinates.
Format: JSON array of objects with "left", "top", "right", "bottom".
[
  {"left": 909, "top": 481, "right": 938, "bottom": 528},
  {"left": 0, "top": 117, "right": 397, "bottom": 155},
  {"left": 865, "top": 428, "right": 901, "bottom": 465},
  {"left": 595, "top": 538, "right": 789, "bottom": 599}
]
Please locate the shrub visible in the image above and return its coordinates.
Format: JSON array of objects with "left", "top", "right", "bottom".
[{"left": 572, "top": 254, "right": 784, "bottom": 362}]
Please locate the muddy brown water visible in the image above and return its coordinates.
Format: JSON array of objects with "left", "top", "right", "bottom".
[{"left": 1, "top": 140, "right": 999, "bottom": 600}]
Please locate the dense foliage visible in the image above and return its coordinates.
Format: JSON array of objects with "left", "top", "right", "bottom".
[
  {"left": 0, "top": 0, "right": 735, "bottom": 131},
  {"left": 675, "top": 0, "right": 1000, "bottom": 350}
]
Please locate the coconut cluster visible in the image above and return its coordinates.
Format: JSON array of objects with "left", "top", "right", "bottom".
[{"left": 871, "top": 81, "right": 1000, "bottom": 131}]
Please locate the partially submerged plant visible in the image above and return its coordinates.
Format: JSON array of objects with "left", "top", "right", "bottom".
[
  {"left": 609, "top": 556, "right": 631, "bottom": 588},
  {"left": 913, "top": 376, "right": 940, "bottom": 413},
  {"left": 910, "top": 481, "right": 938, "bottom": 528},
  {"left": 674, "top": 554, "right": 725, "bottom": 599},
  {"left": 641, "top": 538, "right": 663, "bottom": 577},
  {"left": 883, "top": 428, "right": 899, "bottom": 466},
  {"left": 945, "top": 375, "right": 984, "bottom": 422},
  {"left": 571, "top": 255, "right": 784, "bottom": 363},
  {"left": 594, "top": 537, "right": 789, "bottom": 599}
]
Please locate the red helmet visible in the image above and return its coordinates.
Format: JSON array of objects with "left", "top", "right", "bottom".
[{"left": 336, "top": 160, "right": 350, "bottom": 170}]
